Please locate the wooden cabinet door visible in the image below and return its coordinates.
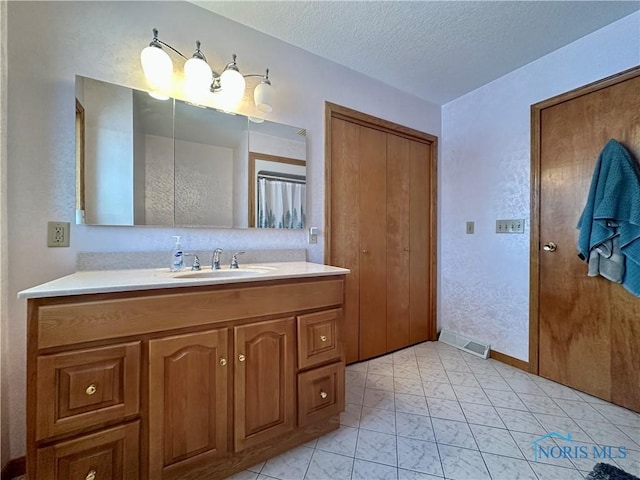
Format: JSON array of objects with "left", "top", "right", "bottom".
[
  {"left": 148, "top": 329, "right": 229, "bottom": 480},
  {"left": 234, "top": 317, "right": 295, "bottom": 452}
]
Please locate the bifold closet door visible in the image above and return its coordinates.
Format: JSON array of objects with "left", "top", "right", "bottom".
[
  {"left": 329, "top": 118, "right": 361, "bottom": 363},
  {"left": 358, "top": 126, "right": 388, "bottom": 360},
  {"left": 408, "top": 140, "right": 431, "bottom": 344},
  {"left": 386, "top": 134, "right": 411, "bottom": 351},
  {"left": 386, "top": 135, "right": 431, "bottom": 350},
  {"left": 328, "top": 103, "right": 438, "bottom": 364}
]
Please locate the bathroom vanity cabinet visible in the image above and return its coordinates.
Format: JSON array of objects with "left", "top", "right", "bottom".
[{"left": 23, "top": 269, "right": 346, "bottom": 480}]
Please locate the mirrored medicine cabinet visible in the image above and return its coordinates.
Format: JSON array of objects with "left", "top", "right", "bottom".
[{"left": 75, "top": 76, "right": 307, "bottom": 229}]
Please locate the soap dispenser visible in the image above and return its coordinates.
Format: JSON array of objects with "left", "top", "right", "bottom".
[{"left": 170, "top": 235, "right": 184, "bottom": 272}]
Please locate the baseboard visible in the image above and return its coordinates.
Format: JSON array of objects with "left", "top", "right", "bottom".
[
  {"left": 490, "top": 349, "right": 531, "bottom": 373},
  {"left": 1, "top": 456, "right": 25, "bottom": 480}
]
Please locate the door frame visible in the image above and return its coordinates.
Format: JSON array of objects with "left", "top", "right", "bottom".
[
  {"left": 529, "top": 65, "right": 640, "bottom": 375},
  {"left": 324, "top": 102, "right": 439, "bottom": 341}
]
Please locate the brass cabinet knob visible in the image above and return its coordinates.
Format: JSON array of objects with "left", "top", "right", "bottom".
[
  {"left": 543, "top": 242, "right": 557, "bottom": 252},
  {"left": 362, "top": 249, "right": 368, "bottom": 254},
  {"left": 320, "top": 391, "right": 328, "bottom": 399},
  {"left": 86, "top": 470, "right": 97, "bottom": 480},
  {"left": 238, "top": 354, "right": 246, "bottom": 362},
  {"left": 320, "top": 335, "right": 327, "bottom": 342},
  {"left": 219, "top": 358, "right": 227, "bottom": 366},
  {"left": 85, "top": 384, "right": 97, "bottom": 396}
]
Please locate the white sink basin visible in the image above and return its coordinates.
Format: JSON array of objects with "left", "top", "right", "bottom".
[{"left": 173, "top": 267, "right": 274, "bottom": 279}]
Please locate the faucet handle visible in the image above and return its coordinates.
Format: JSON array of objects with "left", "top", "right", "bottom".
[
  {"left": 184, "top": 253, "right": 201, "bottom": 271},
  {"left": 211, "top": 248, "right": 223, "bottom": 270},
  {"left": 230, "top": 251, "right": 245, "bottom": 269}
]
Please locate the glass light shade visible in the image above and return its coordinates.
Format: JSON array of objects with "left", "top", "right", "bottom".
[
  {"left": 254, "top": 82, "right": 273, "bottom": 113},
  {"left": 184, "top": 56, "right": 213, "bottom": 94},
  {"left": 140, "top": 45, "right": 173, "bottom": 90},
  {"left": 220, "top": 68, "right": 246, "bottom": 105}
]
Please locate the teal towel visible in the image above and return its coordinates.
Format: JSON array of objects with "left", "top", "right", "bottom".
[{"left": 577, "top": 139, "right": 640, "bottom": 297}]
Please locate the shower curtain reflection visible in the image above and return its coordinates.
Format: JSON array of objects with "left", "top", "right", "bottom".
[{"left": 257, "top": 174, "right": 306, "bottom": 229}]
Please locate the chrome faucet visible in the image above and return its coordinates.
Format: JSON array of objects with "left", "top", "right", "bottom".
[
  {"left": 211, "top": 248, "right": 223, "bottom": 270},
  {"left": 184, "top": 253, "right": 201, "bottom": 271},
  {"left": 230, "top": 251, "right": 245, "bottom": 269}
]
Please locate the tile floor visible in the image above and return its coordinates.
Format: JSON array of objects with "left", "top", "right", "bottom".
[{"left": 226, "top": 341, "right": 640, "bottom": 480}]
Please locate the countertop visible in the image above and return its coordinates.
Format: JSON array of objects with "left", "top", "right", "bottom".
[{"left": 17, "top": 262, "right": 350, "bottom": 299}]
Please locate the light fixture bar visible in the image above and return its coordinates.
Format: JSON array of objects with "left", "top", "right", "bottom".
[{"left": 140, "top": 28, "right": 273, "bottom": 112}]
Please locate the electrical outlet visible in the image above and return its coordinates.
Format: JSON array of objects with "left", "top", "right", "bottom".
[
  {"left": 47, "top": 221, "right": 70, "bottom": 247},
  {"left": 496, "top": 219, "right": 525, "bottom": 234},
  {"left": 466, "top": 221, "right": 475, "bottom": 234}
]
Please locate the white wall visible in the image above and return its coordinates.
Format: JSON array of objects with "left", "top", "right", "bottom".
[
  {"left": 439, "top": 12, "right": 640, "bottom": 361},
  {"left": 5, "top": 1, "right": 440, "bottom": 460}
]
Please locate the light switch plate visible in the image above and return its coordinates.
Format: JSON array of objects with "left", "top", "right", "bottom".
[
  {"left": 496, "top": 219, "right": 525, "bottom": 234},
  {"left": 466, "top": 221, "right": 475, "bottom": 234},
  {"left": 308, "top": 226, "right": 318, "bottom": 244}
]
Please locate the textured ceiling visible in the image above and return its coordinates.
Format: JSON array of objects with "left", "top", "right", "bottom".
[{"left": 190, "top": 1, "right": 639, "bottom": 105}]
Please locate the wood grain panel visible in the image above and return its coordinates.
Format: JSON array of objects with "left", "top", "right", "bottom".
[
  {"left": 36, "top": 342, "right": 140, "bottom": 441},
  {"left": 386, "top": 134, "right": 411, "bottom": 351},
  {"left": 297, "top": 362, "right": 345, "bottom": 427},
  {"left": 297, "top": 309, "right": 342, "bottom": 370},
  {"left": 409, "top": 140, "right": 432, "bottom": 343},
  {"left": 148, "top": 329, "right": 228, "bottom": 479},
  {"left": 535, "top": 67, "right": 640, "bottom": 411},
  {"left": 36, "top": 421, "right": 139, "bottom": 480},
  {"left": 359, "top": 126, "right": 388, "bottom": 359},
  {"left": 37, "top": 278, "right": 344, "bottom": 349},
  {"left": 234, "top": 318, "right": 295, "bottom": 452},
  {"left": 329, "top": 118, "right": 361, "bottom": 363}
]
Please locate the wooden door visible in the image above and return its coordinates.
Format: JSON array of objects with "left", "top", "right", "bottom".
[
  {"left": 234, "top": 317, "right": 295, "bottom": 452},
  {"left": 409, "top": 140, "right": 432, "bottom": 344},
  {"left": 329, "top": 118, "right": 362, "bottom": 363},
  {"left": 327, "top": 102, "right": 438, "bottom": 363},
  {"left": 359, "top": 126, "right": 388, "bottom": 359},
  {"left": 387, "top": 134, "right": 411, "bottom": 351},
  {"left": 148, "top": 329, "right": 229, "bottom": 479},
  {"left": 533, "top": 67, "right": 640, "bottom": 411}
]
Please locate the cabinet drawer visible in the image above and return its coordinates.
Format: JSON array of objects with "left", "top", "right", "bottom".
[
  {"left": 297, "top": 362, "right": 345, "bottom": 427},
  {"left": 36, "top": 342, "right": 140, "bottom": 441},
  {"left": 297, "top": 309, "right": 342, "bottom": 369},
  {"left": 36, "top": 421, "right": 139, "bottom": 480}
]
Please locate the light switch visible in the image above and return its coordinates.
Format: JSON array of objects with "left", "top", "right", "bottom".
[
  {"left": 496, "top": 219, "right": 525, "bottom": 234},
  {"left": 308, "top": 227, "right": 318, "bottom": 244},
  {"left": 466, "top": 222, "right": 475, "bottom": 234}
]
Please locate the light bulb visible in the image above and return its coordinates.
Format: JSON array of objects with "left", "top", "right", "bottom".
[
  {"left": 220, "top": 68, "right": 246, "bottom": 106},
  {"left": 140, "top": 45, "right": 173, "bottom": 90},
  {"left": 184, "top": 56, "right": 213, "bottom": 95},
  {"left": 254, "top": 82, "right": 273, "bottom": 113}
]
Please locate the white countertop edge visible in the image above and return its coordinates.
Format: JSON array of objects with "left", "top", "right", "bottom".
[{"left": 18, "top": 262, "right": 350, "bottom": 299}]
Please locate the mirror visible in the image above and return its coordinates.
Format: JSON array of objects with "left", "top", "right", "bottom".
[{"left": 75, "top": 76, "right": 307, "bottom": 228}]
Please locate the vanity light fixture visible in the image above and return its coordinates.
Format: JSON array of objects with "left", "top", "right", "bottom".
[{"left": 140, "top": 28, "right": 273, "bottom": 112}]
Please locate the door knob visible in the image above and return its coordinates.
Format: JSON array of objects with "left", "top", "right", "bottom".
[
  {"left": 543, "top": 242, "right": 557, "bottom": 252},
  {"left": 238, "top": 354, "right": 246, "bottom": 362},
  {"left": 362, "top": 249, "right": 368, "bottom": 254},
  {"left": 219, "top": 358, "right": 227, "bottom": 366}
]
